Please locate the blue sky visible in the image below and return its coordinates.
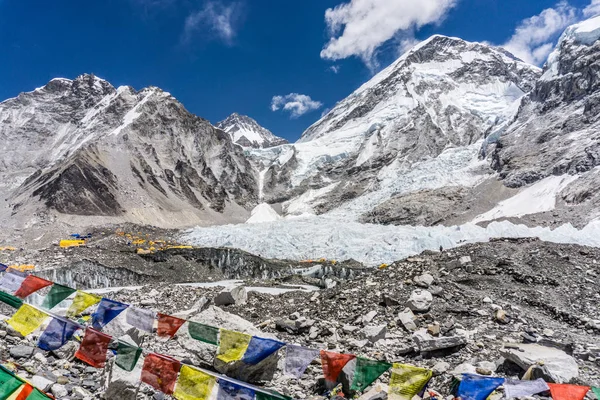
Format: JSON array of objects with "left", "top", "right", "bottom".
[{"left": 0, "top": 0, "right": 598, "bottom": 141}]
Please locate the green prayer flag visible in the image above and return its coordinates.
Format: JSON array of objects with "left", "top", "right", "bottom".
[
  {"left": 41, "top": 284, "right": 76, "bottom": 310},
  {"left": 26, "top": 388, "right": 51, "bottom": 399},
  {"left": 116, "top": 342, "right": 143, "bottom": 372},
  {"left": 350, "top": 357, "right": 392, "bottom": 392},
  {"left": 256, "top": 391, "right": 293, "bottom": 400},
  {"left": 0, "top": 291, "right": 23, "bottom": 309},
  {"left": 592, "top": 387, "right": 600, "bottom": 399},
  {"left": 188, "top": 321, "right": 219, "bottom": 345},
  {"left": 0, "top": 367, "right": 23, "bottom": 399}
]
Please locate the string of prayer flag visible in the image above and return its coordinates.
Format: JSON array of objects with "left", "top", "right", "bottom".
[
  {"left": 284, "top": 345, "right": 319, "bottom": 379},
  {"left": 547, "top": 383, "right": 590, "bottom": 400},
  {"left": 503, "top": 378, "right": 549, "bottom": 399},
  {"left": 0, "top": 271, "right": 26, "bottom": 295},
  {"left": 241, "top": 336, "right": 285, "bottom": 365},
  {"left": 14, "top": 276, "right": 53, "bottom": 299},
  {"left": 456, "top": 373, "right": 504, "bottom": 400},
  {"left": 173, "top": 365, "right": 217, "bottom": 400},
  {"left": 320, "top": 350, "right": 356, "bottom": 384},
  {"left": 188, "top": 321, "right": 219, "bottom": 345},
  {"left": 0, "top": 367, "right": 23, "bottom": 399},
  {"left": 66, "top": 291, "right": 101, "bottom": 317},
  {"left": 126, "top": 307, "right": 155, "bottom": 333},
  {"left": 115, "top": 341, "right": 143, "bottom": 372},
  {"left": 216, "top": 379, "right": 255, "bottom": 400},
  {"left": 0, "top": 291, "right": 23, "bottom": 309}
]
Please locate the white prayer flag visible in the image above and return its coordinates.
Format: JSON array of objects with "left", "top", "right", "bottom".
[
  {"left": 504, "top": 378, "right": 550, "bottom": 399},
  {"left": 284, "top": 344, "right": 320, "bottom": 378},
  {"left": 126, "top": 307, "right": 155, "bottom": 333},
  {"left": 0, "top": 271, "right": 26, "bottom": 294}
]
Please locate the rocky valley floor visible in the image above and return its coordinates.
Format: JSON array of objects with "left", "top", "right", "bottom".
[{"left": 0, "top": 232, "right": 598, "bottom": 399}]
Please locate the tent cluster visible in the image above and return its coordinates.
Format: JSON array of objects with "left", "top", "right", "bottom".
[
  {"left": 1, "top": 266, "right": 599, "bottom": 400},
  {"left": 0, "top": 365, "right": 53, "bottom": 399},
  {"left": 116, "top": 230, "right": 192, "bottom": 254}
]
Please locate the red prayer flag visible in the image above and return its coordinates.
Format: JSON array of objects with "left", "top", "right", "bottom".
[
  {"left": 14, "top": 276, "right": 53, "bottom": 299},
  {"left": 156, "top": 313, "right": 186, "bottom": 338},
  {"left": 141, "top": 353, "right": 181, "bottom": 395},
  {"left": 15, "top": 383, "right": 34, "bottom": 400},
  {"left": 320, "top": 350, "right": 356, "bottom": 383},
  {"left": 74, "top": 328, "right": 112, "bottom": 368},
  {"left": 548, "top": 383, "right": 590, "bottom": 400}
]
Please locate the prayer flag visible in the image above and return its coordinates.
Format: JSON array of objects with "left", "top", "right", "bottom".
[
  {"left": 256, "top": 392, "right": 293, "bottom": 400},
  {"left": 91, "top": 298, "right": 129, "bottom": 330},
  {"left": 503, "top": 378, "right": 549, "bottom": 399},
  {"left": 0, "top": 291, "right": 23, "bottom": 309},
  {"left": 141, "top": 353, "right": 181, "bottom": 395},
  {"left": 0, "top": 367, "right": 23, "bottom": 399},
  {"left": 242, "top": 336, "right": 285, "bottom": 364},
  {"left": 320, "top": 350, "right": 356, "bottom": 384},
  {"left": 156, "top": 313, "right": 186, "bottom": 338},
  {"left": 14, "top": 276, "right": 52, "bottom": 299},
  {"left": 7, "top": 304, "right": 48, "bottom": 336},
  {"left": 350, "top": 357, "right": 392, "bottom": 392},
  {"left": 66, "top": 291, "right": 101, "bottom": 317},
  {"left": 38, "top": 317, "right": 79, "bottom": 351},
  {"left": 74, "top": 328, "right": 112, "bottom": 368},
  {"left": 23, "top": 389, "right": 50, "bottom": 400},
  {"left": 0, "top": 271, "right": 27, "bottom": 294},
  {"left": 592, "top": 387, "right": 600, "bottom": 400},
  {"left": 7, "top": 383, "right": 33, "bottom": 400},
  {"left": 0, "top": 263, "right": 8, "bottom": 272},
  {"left": 216, "top": 379, "right": 255, "bottom": 400},
  {"left": 126, "top": 307, "right": 155, "bottom": 333},
  {"left": 547, "top": 383, "right": 590, "bottom": 400},
  {"left": 284, "top": 345, "right": 319, "bottom": 379},
  {"left": 456, "top": 374, "right": 504, "bottom": 400},
  {"left": 389, "top": 363, "right": 433, "bottom": 400},
  {"left": 188, "top": 321, "right": 219, "bottom": 345},
  {"left": 173, "top": 365, "right": 217, "bottom": 400},
  {"left": 217, "top": 329, "right": 252, "bottom": 363},
  {"left": 115, "top": 341, "right": 143, "bottom": 372},
  {"left": 41, "top": 284, "right": 76, "bottom": 310}
]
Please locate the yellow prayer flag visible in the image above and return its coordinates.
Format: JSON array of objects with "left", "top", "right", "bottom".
[
  {"left": 216, "top": 329, "right": 251, "bottom": 363},
  {"left": 173, "top": 365, "right": 216, "bottom": 400},
  {"left": 7, "top": 304, "right": 48, "bottom": 337},
  {"left": 66, "top": 291, "right": 101, "bottom": 317},
  {"left": 389, "top": 363, "right": 432, "bottom": 400}
]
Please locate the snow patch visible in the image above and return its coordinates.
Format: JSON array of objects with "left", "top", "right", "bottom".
[
  {"left": 473, "top": 175, "right": 579, "bottom": 223},
  {"left": 246, "top": 203, "right": 281, "bottom": 224}
]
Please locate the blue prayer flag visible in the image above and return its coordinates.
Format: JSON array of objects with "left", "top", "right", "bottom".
[
  {"left": 91, "top": 298, "right": 129, "bottom": 330},
  {"left": 241, "top": 336, "right": 285, "bottom": 364},
  {"left": 457, "top": 374, "right": 505, "bottom": 400},
  {"left": 217, "top": 379, "right": 255, "bottom": 400},
  {"left": 0, "top": 263, "right": 7, "bottom": 272},
  {"left": 38, "top": 317, "right": 79, "bottom": 351}
]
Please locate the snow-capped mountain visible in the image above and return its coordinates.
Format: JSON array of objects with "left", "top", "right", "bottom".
[
  {"left": 252, "top": 35, "right": 541, "bottom": 218},
  {"left": 0, "top": 74, "right": 257, "bottom": 228},
  {"left": 216, "top": 113, "right": 288, "bottom": 149}
]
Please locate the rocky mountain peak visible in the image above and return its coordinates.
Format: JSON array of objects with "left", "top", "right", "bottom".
[{"left": 216, "top": 113, "right": 288, "bottom": 149}]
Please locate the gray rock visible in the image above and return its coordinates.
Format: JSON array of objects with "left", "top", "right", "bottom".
[
  {"left": 414, "top": 273, "right": 434, "bottom": 288},
  {"left": 362, "top": 325, "right": 387, "bottom": 343},
  {"left": 10, "top": 345, "right": 35, "bottom": 359},
  {"left": 214, "top": 286, "right": 247, "bottom": 306},
  {"left": 51, "top": 384, "right": 69, "bottom": 398},
  {"left": 397, "top": 308, "right": 418, "bottom": 332},
  {"left": 30, "top": 375, "right": 54, "bottom": 391},
  {"left": 406, "top": 289, "right": 433, "bottom": 312},
  {"left": 412, "top": 329, "right": 468, "bottom": 352},
  {"left": 459, "top": 256, "right": 472, "bottom": 265},
  {"left": 432, "top": 361, "right": 450, "bottom": 376},
  {"left": 500, "top": 343, "right": 579, "bottom": 383}
]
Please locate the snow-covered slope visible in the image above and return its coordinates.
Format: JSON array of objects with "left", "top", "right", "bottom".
[
  {"left": 0, "top": 74, "right": 258, "bottom": 228},
  {"left": 216, "top": 113, "right": 288, "bottom": 149},
  {"left": 251, "top": 35, "right": 540, "bottom": 218}
]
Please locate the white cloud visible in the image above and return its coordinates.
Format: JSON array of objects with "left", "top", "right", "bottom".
[
  {"left": 329, "top": 65, "right": 341, "bottom": 73},
  {"left": 183, "top": 1, "right": 242, "bottom": 45},
  {"left": 584, "top": 0, "right": 600, "bottom": 16},
  {"left": 271, "top": 94, "right": 323, "bottom": 118},
  {"left": 320, "top": 0, "right": 457, "bottom": 66},
  {"left": 502, "top": 2, "right": 577, "bottom": 65}
]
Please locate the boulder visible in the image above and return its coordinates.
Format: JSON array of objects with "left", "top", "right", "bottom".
[
  {"left": 397, "top": 308, "right": 418, "bottom": 332},
  {"left": 214, "top": 286, "right": 247, "bottom": 306},
  {"left": 406, "top": 289, "right": 433, "bottom": 312},
  {"left": 412, "top": 329, "right": 468, "bottom": 352},
  {"left": 9, "top": 345, "right": 35, "bottom": 359},
  {"left": 414, "top": 273, "right": 434, "bottom": 288},
  {"left": 362, "top": 325, "right": 387, "bottom": 343},
  {"left": 500, "top": 343, "right": 579, "bottom": 383}
]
